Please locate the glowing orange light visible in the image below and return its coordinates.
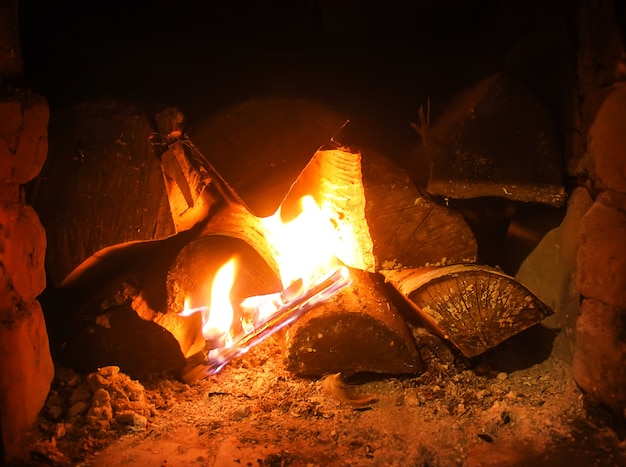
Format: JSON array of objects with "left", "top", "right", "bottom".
[
  {"left": 181, "top": 258, "right": 237, "bottom": 343},
  {"left": 261, "top": 195, "right": 341, "bottom": 290},
  {"left": 181, "top": 195, "right": 354, "bottom": 352}
]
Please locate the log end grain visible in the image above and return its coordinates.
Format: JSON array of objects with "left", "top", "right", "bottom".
[{"left": 382, "top": 265, "right": 553, "bottom": 357}]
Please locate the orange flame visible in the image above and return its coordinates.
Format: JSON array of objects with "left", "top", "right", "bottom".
[
  {"left": 261, "top": 195, "right": 341, "bottom": 289},
  {"left": 182, "top": 195, "right": 349, "bottom": 347},
  {"left": 181, "top": 258, "right": 237, "bottom": 343}
]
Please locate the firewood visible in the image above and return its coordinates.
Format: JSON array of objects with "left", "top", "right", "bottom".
[
  {"left": 30, "top": 99, "right": 176, "bottom": 286},
  {"left": 58, "top": 280, "right": 188, "bottom": 380},
  {"left": 155, "top": 108, "right": 248, "bottom": 233},
  {"left": 381, "top": 264, "right": 553, "bottom": 357},
  {"left": 46, "top": 230, "right": 205, "bottom": 378},
  {"left": 157, "top": 106, "right": 478, "bottom": 277},
  {"left": 279, "top": 142, "right": 478, "bottom": 272},
  {"left": 158, "top": 108, "right": 477, "bottom": 274},
  {"left": 154, "top": 111, "right": 476, "bottom": 377},
  {"left": 155, "top": 126, "right": 476, "bottom": 377},
  {"left": 411, "top": 72, "right": 566, "bottom": 207},
  {"left": 47, "top": 232, "right": 281, "bottom": 378},
  {"left": 155, "top": 113, "right": 282, "bottom": 279},
  {"left": 284, "top": 267, "right": 422, "bottom": 376}
]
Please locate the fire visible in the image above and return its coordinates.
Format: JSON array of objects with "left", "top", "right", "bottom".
[
  {"left": 180, "top": 258, "right": 237, "bottom": 344},
  {"left": 261, "top": 195, "right": 341, "bottom": 290},
  {"left": 179, "top": 195, "right": 351, "bottom": 372}
]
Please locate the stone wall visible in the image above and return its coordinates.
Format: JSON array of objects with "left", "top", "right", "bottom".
[
  {"left": 0, "top": 0, "right": 54, "bottom": 462},
  {"left": 571, "top": 0, "right": 626, "bottom": 415},
  {"left": 514, "top": 0, "right": 626, "bottom": 417}
]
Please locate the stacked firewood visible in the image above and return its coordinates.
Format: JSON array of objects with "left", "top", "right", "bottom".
[
  {"left": 35, "top": 96, "right": 555, "bottom": 383},
  {"left": 155, "top": 119, "right": 552, "bottom": 380}
]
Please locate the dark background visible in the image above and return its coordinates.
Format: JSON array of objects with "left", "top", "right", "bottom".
[{"left": 17, "top": 0, "right": 545, "bottom": 134}]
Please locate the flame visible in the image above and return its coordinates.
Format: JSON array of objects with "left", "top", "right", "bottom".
[
  {"left": 261, "top": 195, "right": 341, "bottom": 289},
  {"left": 181, "top": 258, "right": 237, "bottom": 343},
  {"left": 180, "top": 195, "right": 349, "bottom": 353}
]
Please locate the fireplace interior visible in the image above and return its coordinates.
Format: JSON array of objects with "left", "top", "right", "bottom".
[{"left": 1, "top": 0, "right": 626, "bottom": 465}]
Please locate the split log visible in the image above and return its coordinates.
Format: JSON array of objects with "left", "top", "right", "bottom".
[
  {"left": 284, "top": 267, "right": 422, "bottom": 377},
  {"left": 57, "top": 276, "right": 188, "bottom": 380},
  {"left": 411, "top": 72, "right": 566, "bottom": 207},
  {"left": 381, "top": 264, "right": 553, "bottom": 358},
  {"left": 44, "top": 229, "right": 204, "bottom": 379},
  {"left": 47, "top": 230, "right": 282, "bottom": 379},
  {"left": 30, "top": 99, "right": 176, "bottom": 287},
  {"left": 40, "top": 102, "right": 478, "bottom": 379},
  {"left": 155, "top": 107, "right": 248, "bottom": 233},
  {"left": 155, "top": 109, "right": 282, "bottom": 279},
  {"left": 273, "top": 141, "right": 478, "bottom": 273}
]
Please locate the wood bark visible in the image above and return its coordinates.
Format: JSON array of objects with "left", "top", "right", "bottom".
[
  {"left": 30, "top": 99, "right": 175, "bottom": 286},
  {"left": 279, "top": 142, "right": 478, "bottom": 273},
  {"left": 411, "top": 72, "right": 566, "bottom": 207},
  {"left": 155, "top": 108, "right": 248, "bottom": 234},
  {"left": 284, "top": 267, "right": 422, "bottom": 376},
  {"left": 381, "top": 264, "right": 553, "bottom": 357}
]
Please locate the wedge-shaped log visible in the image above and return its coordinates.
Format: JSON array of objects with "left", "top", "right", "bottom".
[
  {"left": 280, "top": 142, "right": 478, "bottom": 273},
  {"left": 412, "top": 72, "right": 566, "bottom": 207},
  {"left": 284, "top": 267, "right": 422, "bottom": 376},
  {"left": 381, "top": 264, "right": 553, "bottom": 357},
  {"left": 156, "top": 108, "right": 248, "bottom": 234}
]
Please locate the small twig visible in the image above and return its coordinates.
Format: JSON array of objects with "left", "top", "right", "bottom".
[{"left": 409, "top": 97, "right": 431, "bottom": 147}]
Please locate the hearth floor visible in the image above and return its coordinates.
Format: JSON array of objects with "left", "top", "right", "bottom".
[{"left": 25, "top": 334, "right": 626, "bottom": 467}]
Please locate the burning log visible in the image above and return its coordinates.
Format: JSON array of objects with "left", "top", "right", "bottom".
[
  {"left": 280, "top": 141, "right": 478, "bottom": 272},
  {"left": 155, "top": 111, "right": 478, "bottom": 377},
  {"left": 39, "top": 103, "right": 484, "bottom": 381},
  {"left": 277, "top": 143, "right": 476, "bottom": 375},
  {"left": 165, "top": 234, "right": 282, "bottom": 357},
  {"left": 284, "top": 267, "right": 422, "bottom": 376},
  {"left": 157, "top": 111, "right": 478, "bottom": 276},
  {"left": 381, "top": 264, "right": 553, "bottom": 358}
]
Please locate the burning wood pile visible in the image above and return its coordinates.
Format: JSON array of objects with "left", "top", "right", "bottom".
[{"left": 41, "top": 103, "right": 553, "bottom": 383}]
